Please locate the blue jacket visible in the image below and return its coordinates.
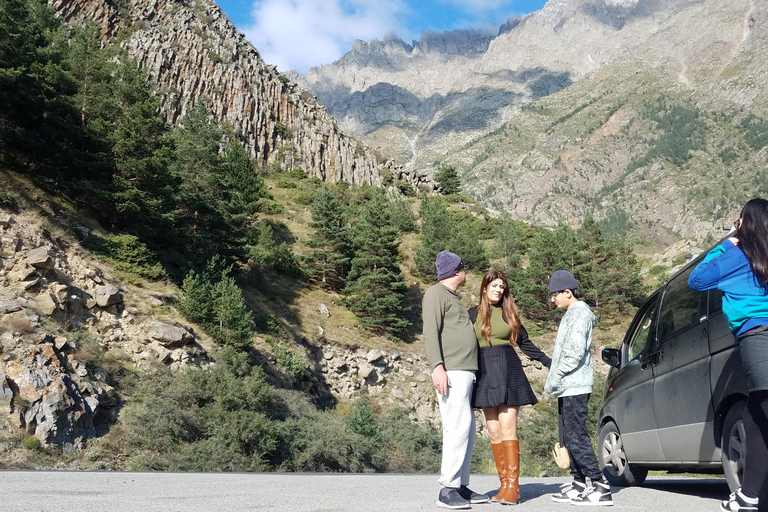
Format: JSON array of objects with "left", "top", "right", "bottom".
[{"left": 688, "top": 239, "right": 768, "bottom": 337}]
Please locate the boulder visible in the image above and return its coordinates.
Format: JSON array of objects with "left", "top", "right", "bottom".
[
  {"left": 93, "top": 285, "right": 122, "bottom": 307},
  {"left": 27, "top": 247, "right": 54, "bottom": 270},
  {"left": 148, "top": 322, "right": 194, "bottom": 348},
  {"left": 0, "top": 214, "right": 13, "bottom": 228},
  {"left": 35, "top": 293, "right": 58, "bottom": 316},
  {"left": 0, "top": 301, "right": 21, "bottom": 314},
  {"left": 319, "top": 303, "right": 330, "bottom": 318},
  {"left": 366, "top": 349, "right": 385, "bottom": 363},
  {"left": 85, "top": 269, "right": 103, "bottom": 285}
]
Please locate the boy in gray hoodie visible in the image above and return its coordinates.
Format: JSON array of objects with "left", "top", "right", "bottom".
[{"left": 545, "top": 270, "right": 613, "bottom": 507}]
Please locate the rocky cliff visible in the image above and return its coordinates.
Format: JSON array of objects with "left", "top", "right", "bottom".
[{"left": 50, "top": 0, "right": 434, "bottom": 192}]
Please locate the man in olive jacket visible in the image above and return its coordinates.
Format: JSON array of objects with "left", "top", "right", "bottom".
[{"left": 422, "top": 251, "right": 488, "bottom": 509}]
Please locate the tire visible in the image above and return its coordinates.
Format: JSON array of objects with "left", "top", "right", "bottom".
[
  {"left": 597, "top": 421, "right": 648, "bottom": 486},
  {"left": 721, "top": 399, "right": 747, "bottom": 492}
]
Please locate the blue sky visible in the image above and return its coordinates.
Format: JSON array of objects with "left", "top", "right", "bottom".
[{"left": 214, "top": 0, "right": 548, "bottom": 74}]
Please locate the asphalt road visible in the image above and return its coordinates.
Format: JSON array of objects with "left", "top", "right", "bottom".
[{"left": 1, "top": 471, "right": 735, "bottom": 512}]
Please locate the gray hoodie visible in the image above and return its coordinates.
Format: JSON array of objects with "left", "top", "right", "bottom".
[{"left": 544, "top": 300, "right": 597, "bottom": 397}]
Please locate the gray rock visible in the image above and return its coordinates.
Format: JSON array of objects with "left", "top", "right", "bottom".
[
  {"left": 319, "top": 303, "right": 330, "bottom": 318},
  {"left": 23, "top": 278, "right": 40, "bottom": 291},
  {"left": 391, "top": 388, "right": 404, "bottom": 399},
  {"left": 0, "top": 301, "right": 21, "bottom": 314},
  {"left": 93, "top": 285, "right": 122, "bottom": 307},
  {"left": 0, "top": 214, "right": 13, "bottom": 228},
  {"left": 358, "top": 363, "right": 376, "bottom": 379},
  {"left": 366, "top": 349, "right": 384, "bottom": 363},
  {"left": 27, "top": 247, "right": 54, "bottom": 269},
  {"left": 36, "top": 293, "right": 58, "bottom": 316},
  {"left": 86, "top": 270, "right": 103, "bottom": 285},
  {"left": 148, "top": 322, "right": 194, "bottom": 348},
  {"left": 317, "top": 325, "right": 325, "bottom": 335}
]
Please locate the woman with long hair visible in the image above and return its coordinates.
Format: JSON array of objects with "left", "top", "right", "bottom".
[
  {"left": 469, "top": 269, "right": 551, "bottom": 505},
  {"left": 689, "top": 198, "right": 768, "bottom": 512}
]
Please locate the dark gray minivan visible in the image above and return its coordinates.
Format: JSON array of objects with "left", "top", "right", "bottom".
[{"left": 598, "top": 249, "right": 749, "bottom": 491}]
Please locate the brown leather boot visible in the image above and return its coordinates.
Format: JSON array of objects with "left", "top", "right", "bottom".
[
  {"left": 500, "top": 440, "right": 521, "bottom": 504},
  {"left": 490, "top": 442, "right": 508, "bottom": 501}
]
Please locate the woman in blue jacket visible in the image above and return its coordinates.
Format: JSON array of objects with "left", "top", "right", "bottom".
[{"left": 689, "top": 198, "right": 768, "bottom": 512}]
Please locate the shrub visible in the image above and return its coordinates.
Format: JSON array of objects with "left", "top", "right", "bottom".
[
  {"left": 84, "top": 234, "right": 166, "bottom": 281},
  {"left": 287, "top": 167, "right": 306, "bottom": 179},
  {"left": 259, "top": 199, "right": 286, "bottom": 214},
  {"left": 267, "top": 339, "right": 308, "bottom": 380}
]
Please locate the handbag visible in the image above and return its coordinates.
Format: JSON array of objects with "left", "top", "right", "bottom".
[{"left": 552, "top": 442, "right": 570, "bottom": 469}]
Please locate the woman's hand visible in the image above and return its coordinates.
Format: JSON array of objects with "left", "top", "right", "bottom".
[
  {"left": 729, "top": 237, "right": 739, "bottom": 246},
  {"left": 432, "top": 364, "right": 451, "bottom": 396}
]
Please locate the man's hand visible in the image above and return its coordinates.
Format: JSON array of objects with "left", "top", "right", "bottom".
[{"left": 432, "top": 364, "right": 451, "bottom": 396}]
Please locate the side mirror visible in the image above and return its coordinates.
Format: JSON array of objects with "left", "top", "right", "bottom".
[{"left": 602, "top": 348, "right": 621, "bottom": 368}]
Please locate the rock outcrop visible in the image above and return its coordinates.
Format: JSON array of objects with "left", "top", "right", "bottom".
[
  {"left": 0, "top": 212, "right": 213, "bottom": 451},
  {"left": 49, "top": 0, "right": 435, "bottom": 193}
]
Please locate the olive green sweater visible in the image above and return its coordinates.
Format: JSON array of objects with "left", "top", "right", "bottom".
[{"left": 422, "top": 283, "right": 478, "bottom": 371}]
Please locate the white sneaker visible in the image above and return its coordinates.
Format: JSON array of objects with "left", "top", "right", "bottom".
[
  {"left": 551, "top": 480, "right": 586, "bottom": 503},
  {"left": 721, "top": 489, "right": 759, "bottom": 512},
  {"left": 570, "top": 478, "right": 613, "bottom": 506}
]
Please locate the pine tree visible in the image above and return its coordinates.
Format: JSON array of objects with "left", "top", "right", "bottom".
[
  {"left": 434, "top": 164, "right": 461, "bottom": 196},
  {"left": 492, "top": 213, "right": 531, "bottom": 271},
  {"left": 344, "top": 191, "right": 410, "bottom": 336},
  {"left": 414, "top": 194, "right": 455, "bottom": 278},
  {"left": 448, "top": 216, "right": 488, "bottom": 273},
  {"left": 304, "top": 185, "right": 352, "bottom": 291},
  {"left": 172, "top": 100, "right": 231, "bottom": 260},
  {"left": 212, "top": 275, "right": 253, "bottom": 352}
]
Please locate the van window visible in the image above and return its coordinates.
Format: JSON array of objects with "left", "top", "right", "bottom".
[
  {"left": 709, "top": 289, "right": 723, "bottom": 316},
  {"left": 626, "top": 295, "right": 659, "bottom": 361},
  {"left": 658, "top": 267, "right": 707, "bottom": 343}
]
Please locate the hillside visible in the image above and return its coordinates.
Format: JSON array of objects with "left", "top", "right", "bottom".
[
  {"left": 295, "top": 0, "right": 768, "bottom": 244},
  {"left": 0, "top": 0, "right": 690, "bottom": 475}
]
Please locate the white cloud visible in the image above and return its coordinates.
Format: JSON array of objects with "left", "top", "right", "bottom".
[{"left": 242, "top": 0, "right": 410, "bottom": 73}]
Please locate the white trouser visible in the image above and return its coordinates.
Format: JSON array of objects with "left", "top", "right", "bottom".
[{"left": 436, "top": 370, "right": 476, "bottom": 488}]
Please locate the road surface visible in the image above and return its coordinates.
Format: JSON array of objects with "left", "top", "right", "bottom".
[{"left": 1, "top": 471, "right": 737, "bottom": 511}]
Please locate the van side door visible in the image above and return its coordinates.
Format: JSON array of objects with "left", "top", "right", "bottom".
[
  {"left": 652, "top": 266, "right": 717, "bottom": 463},
  {"left": 608, "top": 292, "right": 665, "bottom": 462}
]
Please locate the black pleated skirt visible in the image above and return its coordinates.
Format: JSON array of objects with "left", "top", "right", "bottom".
[{"left": 473, "top": 344, "right": 538, "bottom": 408}]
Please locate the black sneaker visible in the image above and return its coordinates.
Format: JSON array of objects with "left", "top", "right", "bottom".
[
  {"left": 721, "top": 489, "right": 759, "bottom": 512},
  {"left": 437, "top": 487, "right": 471, "bottom": 510},
  {"left": 458, "top": 485, "right": 490, "bottom": 504},
  {"left": 551, "top": 480, "right": 586, "bottom": 503},
  {"left": 570, "top": 478, "right": 613, "bottom": 506}
]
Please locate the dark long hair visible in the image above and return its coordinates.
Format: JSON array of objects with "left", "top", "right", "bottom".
[
  {"left": 737, "top": 198, "right": 768, "bottom": 288},
  {"left": 478, "top": 269, "right": 520, "bottom": 346}
]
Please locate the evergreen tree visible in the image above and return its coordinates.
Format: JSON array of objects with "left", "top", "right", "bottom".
[
  {"left": 212, "top": 275, "right": 254, "bottom": 352},
  {"left": 434, "top": 164, "right": 461, "bottom": 196},
  {"left": 414, "top": 194, "right": 455, "bottom": 278},
  {"left": 304, "top": 185, "right": 352, "bottom": 291},
  {"left": 0, "top": 0, "right": 76, "bottom": 163},
  {"left": 448, "top": 215, "right": 488, "bottom": 273},
  {"left": 492, "top": 213, "right": 530, "bottom": 271},
  {"left": 344, "top": 191, "right": 410, "bottom": 336},
  {"left": 172, "top": 101, "right": 231, "bottom": 260}
]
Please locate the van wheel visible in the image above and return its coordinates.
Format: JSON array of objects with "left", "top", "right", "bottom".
[
  {"left": 598, "top": 421, "right": 648, "bottom": 486},
  {"left": 721, "top": 400, "right": 747, "bottom": 492}
]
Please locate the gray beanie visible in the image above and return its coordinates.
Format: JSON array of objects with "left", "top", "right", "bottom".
[
  {"left": 435, "top": 251, "right": 464, "bottom": 281},
  {"left": 548, "top": 270, "right": 578, "bottom": 294}
]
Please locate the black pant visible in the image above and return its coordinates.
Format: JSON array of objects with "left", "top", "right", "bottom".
[
  {"left": 742, "top": 390, "right": 768, "bottom": 499},
  {"left": 558, "top": 394, "right": 602, "bottom": 482}
]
